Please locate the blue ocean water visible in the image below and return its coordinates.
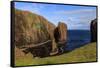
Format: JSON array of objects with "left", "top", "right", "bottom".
[{"left": 65, "top": 30, "right": 91, "bottom": 51}]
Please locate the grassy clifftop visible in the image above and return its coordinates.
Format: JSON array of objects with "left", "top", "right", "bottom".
[{"left": 15, "top": 42, "right": 97, "bottom": 66}]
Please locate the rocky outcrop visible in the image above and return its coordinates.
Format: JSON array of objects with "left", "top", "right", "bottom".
[
  {"left": 54, "top": 22, "right": 67, "bottom": 44},
  {"left": 90, "top": 18, "right": 97, "bottom": 42},
  {"left": 14, "top": 9, "right": 68, "bottom": 57},
  {"left": 53, "top": 22, "right": 67, "bottom": 54},
  {"left": 15, "top": 9, "right": 55, "bottom": 48},
  {"left": 15, "top": 9, "right": 57, "bottom": 57}
]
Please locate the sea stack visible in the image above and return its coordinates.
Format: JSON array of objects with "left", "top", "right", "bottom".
[
  {"left": 53, "top": 22, "right": 67, "bottom": 54},
  {"left": 90, "top": 18, "right": 97, "bottom": 42},
  {"left": 54, "top": 22, "right": 67, "bottom": 44}
]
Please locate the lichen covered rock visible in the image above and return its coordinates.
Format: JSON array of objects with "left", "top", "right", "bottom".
[{"left": 15, "top": 9, "right": 55, "bottom": 48}]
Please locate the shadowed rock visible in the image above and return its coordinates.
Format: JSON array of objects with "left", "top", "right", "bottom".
[{"left": 90, "top": 18, "right": 97, "bottom": 42}]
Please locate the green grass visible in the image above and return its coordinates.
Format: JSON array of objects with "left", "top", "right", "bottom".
[{"left": 15, "top": 42, "right": 97, "bottom": 66}]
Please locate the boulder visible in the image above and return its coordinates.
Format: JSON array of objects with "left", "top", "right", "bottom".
[{"left": 90, "top": 18, "right": 97, "bottom": 42}]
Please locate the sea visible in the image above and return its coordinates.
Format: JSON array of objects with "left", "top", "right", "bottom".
[{"left": 65, "top": 30, "right": 91, "bottom": 51}]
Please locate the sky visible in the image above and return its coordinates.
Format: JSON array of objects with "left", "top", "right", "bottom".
[{"left": 14, "top": 2, "right": 97, "bottom": 30}]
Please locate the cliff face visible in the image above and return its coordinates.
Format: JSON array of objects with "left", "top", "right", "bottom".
[
  {"left": 14, "top": 9, "right": 68, "bottom": 57},
  {"left": 90, "top": 18, "right": 97, "bottom": 42},
  {"left": 15, "top": 9, "right": 55, "bottom": 48}
]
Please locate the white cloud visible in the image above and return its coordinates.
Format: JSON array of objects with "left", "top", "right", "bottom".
[{"left": 55, "top": 9, "right": 96, "bottom": 15}]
